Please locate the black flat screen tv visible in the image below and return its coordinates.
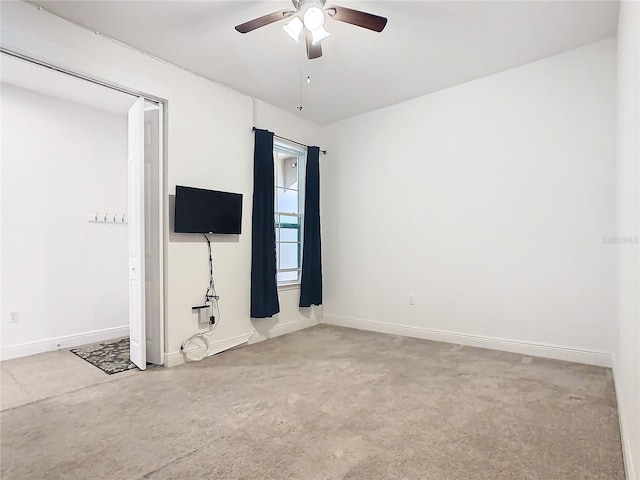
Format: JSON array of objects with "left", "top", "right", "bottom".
[{"left": 174, "top": 186, "right": 242, "bottom": 234}]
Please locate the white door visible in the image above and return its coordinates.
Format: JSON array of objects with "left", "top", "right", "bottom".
[{"left": 128, "top": 97, "right": 146, "bottom": 370}]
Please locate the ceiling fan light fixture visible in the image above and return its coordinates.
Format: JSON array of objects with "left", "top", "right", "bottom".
[
  {"left": 283, "top": 16, "right": 304, "bottom": 42},
  {"left": 311, "top": 26, "right": 330, "bottom": 45},
  {"left": 303, "top": 5, "right": 325, "bottom": 31}
]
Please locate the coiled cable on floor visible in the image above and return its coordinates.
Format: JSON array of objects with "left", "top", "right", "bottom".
[
  {"left": 180, "top": 323, "right": 214, "bottom": 362},
  {"left": 180, "top": 334, "right": 209, "bottom": 362}
]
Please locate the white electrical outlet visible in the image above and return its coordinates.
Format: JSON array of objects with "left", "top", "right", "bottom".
[
  {"left": 9, "top": 310, "right": 19, "bottom": 324},
  {"left": 408, "top": 295, "right": 415, "bottom": 306}
]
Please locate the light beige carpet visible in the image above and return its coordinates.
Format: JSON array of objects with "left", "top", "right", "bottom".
[{"left": 0, "top": 325, "right": 625, "bottom": 479}]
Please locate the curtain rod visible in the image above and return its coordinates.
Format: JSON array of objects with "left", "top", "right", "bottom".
[{"left": 252, "top": 127, "right": 327, "bottom": 155}]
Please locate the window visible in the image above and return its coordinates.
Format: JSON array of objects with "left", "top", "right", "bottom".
[{"left": 274, "top": 141, "right": 306, "bottom": 285}]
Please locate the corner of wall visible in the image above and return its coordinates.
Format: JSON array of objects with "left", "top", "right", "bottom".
[{"left": 612, "top": 354, "right": 638, "bottom": 480}]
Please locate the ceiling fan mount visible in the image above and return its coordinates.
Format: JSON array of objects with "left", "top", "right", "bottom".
[
  {"left": 234, "top": 0, "right": 387, "bottom": 60},
  {"left": 291, "top": 0, "right": 327, "bottom": 10}
]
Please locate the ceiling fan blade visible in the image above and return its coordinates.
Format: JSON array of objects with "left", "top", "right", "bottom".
[
  {"left": 305, "top": 30, "right": 322, "bottom": 59},
  {"left": 326, "top": 5, "right": 387, "bottom": 32},
  {"left": 235, "top": 9, "right": 294, "bottom": 33}
]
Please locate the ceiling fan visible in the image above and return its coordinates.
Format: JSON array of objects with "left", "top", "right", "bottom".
[{"left": 234, "top": 0, "right": 388, "bottom": 60}]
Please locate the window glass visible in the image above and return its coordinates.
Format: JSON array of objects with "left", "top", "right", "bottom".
[{"left": 273, "top": 141, "right": 305, "bottom": 285}]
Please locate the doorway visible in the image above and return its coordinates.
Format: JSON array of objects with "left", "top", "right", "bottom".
[{"left": 0, "top": 51, "right": 165, "bottom": 368}]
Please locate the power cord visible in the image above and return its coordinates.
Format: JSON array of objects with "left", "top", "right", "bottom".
[
  {"left": 180, "top": 233, "right": 221, "bottom": 362},
  {"left": 203, "top": 233, "right": 220, "bottom": 310}
]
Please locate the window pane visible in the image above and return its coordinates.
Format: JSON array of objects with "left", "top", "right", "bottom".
[
  {"left": 277, "top": 270, "right": 299, "bottom": 283},
  {"left": 279, "top": 242, "right": 300, "bottom": 270},
  {"left": 276, "top": 226, "right": 299, "bottom": 243},
  {"left": 275, "top": 155, "right": 299, "bottom": 189},
  {"left": 276, "top": 187, "right": 298, "bottom": 215},
  {"left": 276, "top": 214, "right": 300, "bottom": 226},
  {"left": 280, "top": 226, "right": 299, "bottom": 242}
]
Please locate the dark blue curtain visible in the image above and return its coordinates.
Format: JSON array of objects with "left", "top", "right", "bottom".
[
  {"left": 300, "top": 146, "right": 322, "bottom": 307},
  {"left": 251, "top": 129, "right": 280, "bottom": 318}
]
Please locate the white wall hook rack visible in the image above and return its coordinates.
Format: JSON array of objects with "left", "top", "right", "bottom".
[{"left": 88, "top": 212, "right": 128, "bottom": 224}]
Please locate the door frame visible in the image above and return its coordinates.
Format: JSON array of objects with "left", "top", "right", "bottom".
[
  {"left": 1, "top": 48, "right": 168, "bottom": 366},
  {"left": 143, "top": 101, "right": 165, "bottom": 365}
]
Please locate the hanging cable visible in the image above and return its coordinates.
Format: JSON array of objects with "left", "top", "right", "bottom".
[
  {"left": 180, "top": 234, "right": 222, "bottom": 362},
  {"left": 203, "top": 233, "right": 220, "bottom": 308}
]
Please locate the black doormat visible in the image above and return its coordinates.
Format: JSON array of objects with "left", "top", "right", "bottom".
[{"left": 70, "top": 337, "right": 139, "bottom": 375}]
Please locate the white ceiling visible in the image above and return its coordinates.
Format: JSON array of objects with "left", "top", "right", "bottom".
[
  {"left": 1, "top": 53, "right": 136, "bottom": 115},
  {"left": 30, "top": 0, "right": 619, "bottom": 125}
]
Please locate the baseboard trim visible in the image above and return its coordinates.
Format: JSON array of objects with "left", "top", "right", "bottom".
[
  {"left": 322, "top": 315, "right": 613, "bottom": 367},
  {"left": 164, "top": 332, "right": 253, "bottom": 368},
  {"left": 0, "top": 326, "right": 130, "bottom": 361},
  {"left": 612, "top": 355, "right": 637, "bottom": 480},
  {"left": 248, "top": 317, "right": 318, "bottom": 345}
]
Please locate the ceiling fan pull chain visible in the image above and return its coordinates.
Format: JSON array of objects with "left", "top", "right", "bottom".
[{"left": 297, "top": 52, "right": 304, "bottom": 111}]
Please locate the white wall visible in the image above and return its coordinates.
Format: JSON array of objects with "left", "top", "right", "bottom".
[
  {"left": 322, "top": 38, "right": 618, "bottom": 366},
  {"left": 1, "top": 84, "right": 129, "bottom": 358},
  {"left": 615, "top": 2, "right": 640, "bottom": 478},
  {"left": 0, "top": 2, "right": 325, "bottom": 365}
]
